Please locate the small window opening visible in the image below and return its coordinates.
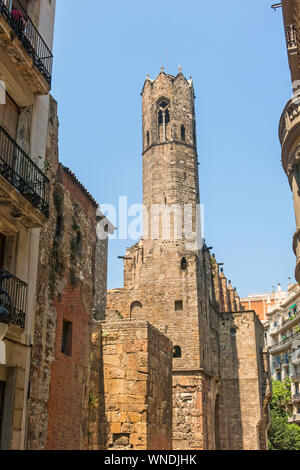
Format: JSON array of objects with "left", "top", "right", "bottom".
[
  {"left": 181, "top": 125, "right": 186, "bottom": 142},
  {"left": 230, "top": 326, "right": 238, "bottom": 337},
  {"left": 173, "top": 346, "right": 182, "bottom": 358},
  {"left": 61, "top": 320, "right": 72, "bottom": 356},
  {"left": 175, "top": 300, "right": 183, "bottom": 311},
  {"left": 146, "top": 131, "right": 150, "bottom": 146},
  {"left": 181, "top": 258, "right": 187, "bottom": 270}
]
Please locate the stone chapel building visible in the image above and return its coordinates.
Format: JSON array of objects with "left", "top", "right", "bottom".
[{"left": 95, "top": 69, "right": 272, "bottom": 450}]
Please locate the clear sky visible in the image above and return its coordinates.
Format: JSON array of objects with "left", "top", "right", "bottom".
[{"left": 51, "top": 0, "right": 295, "bottom": 298}]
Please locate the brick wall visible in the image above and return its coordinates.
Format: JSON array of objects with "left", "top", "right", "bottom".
[{"left": 45, "top": 284, "right": 91, "bottom": 450}]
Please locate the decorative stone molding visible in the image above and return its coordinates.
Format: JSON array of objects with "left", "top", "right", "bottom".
[
  {"left": 287, "top": 144, "right": 300, "bottom": 176},
  {"left": 286, "top": 24, "right": 297, "bottom": 51},
  {"left": 279, "top": 95, "right": 300, "bottom": 146}
]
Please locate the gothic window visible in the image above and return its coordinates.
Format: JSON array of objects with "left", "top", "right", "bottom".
[
  {"left": 173, "top": 346, "right": 182, "bottom": 358},
  {"left": 157, "top": 98, "right": 170, "bottom": 142},
  {"left": 181, "top": 125, "right": 186, "bottom": 142},
  {"left": 181, "top": 258, "right": 187, "bottom": 270}
]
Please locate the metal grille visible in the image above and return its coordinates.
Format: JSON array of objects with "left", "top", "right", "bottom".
[
  {"left": 0, "top": 0, "right": 53, "bottom": 85},
  {"left": 0, "top": 125, "right": 49, "bottom": 218},
  {"left": 0, "top": 268, "right": 27, "bottom": 329}
]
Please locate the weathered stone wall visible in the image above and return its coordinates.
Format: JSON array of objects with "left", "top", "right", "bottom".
[
  {"left": 172, "top": 373, "right": 220, "bottom": 451},
  {"left": 147, "top": 324, "right": 173, "bottom": 449},
  {"left": 87, "top": 321, "right": 173, "bottom": 450},
  {"left": 218, "top": 311, "right": 271, "bottom": 450},
  {"left": 27, "top": 96, "right": 100, "bottom": 450}
]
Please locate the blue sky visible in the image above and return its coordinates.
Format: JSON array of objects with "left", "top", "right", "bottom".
[{"left": 52, "top": 0, "right": 295, "bottom": 297}]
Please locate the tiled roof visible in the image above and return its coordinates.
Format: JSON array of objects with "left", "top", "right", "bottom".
[{"left": 61, "top": 164, "right": 98, "bottom": 208}]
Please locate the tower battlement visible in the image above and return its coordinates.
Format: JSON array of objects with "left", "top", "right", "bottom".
[{"left": 142, "top": 69, "right": 196, "bottom": 153}]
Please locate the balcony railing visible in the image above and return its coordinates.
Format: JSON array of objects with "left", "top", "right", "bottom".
[
  {"left": 0, "top": 125, "right": 49, "bottom": 217},
  {"left": 0, "top": 0, "right": 53, "bottom": 85},
  {"left": 269, "top": 330, "right": 300, "bottom": 352},
  {"left": 0, "top": 268, "right": 27, "bottom": 329}
]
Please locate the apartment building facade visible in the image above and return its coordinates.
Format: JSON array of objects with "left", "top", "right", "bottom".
[
  {"left": 266, "top": 283, "right": 300, "bottom": 424},
  {"left": 0, "top": 0, "right": 56, "bottom": 449}
]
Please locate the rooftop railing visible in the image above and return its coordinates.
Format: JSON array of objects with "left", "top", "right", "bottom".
[
  {"left": 0, "top": 268, "right": 27, "bottom": 329},
  {"left": 0, "top": 125, "right": 49, "bottom": 217},
  {"left": 0, "top": 0, "right": 53, "bottom": 85}
]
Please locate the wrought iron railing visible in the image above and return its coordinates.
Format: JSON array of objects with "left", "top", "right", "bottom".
[
  {"left": 0, "top": 268, "right": 27, "bottom": 329},
  {"left": 0, "top": 0, "right": 53, "bottom": 85},
  {"left": 293, "top": 392, "right": 300, "bottom": 401},
  {"left": 0, "top": 125, "right": 49, "bottom": 217}
]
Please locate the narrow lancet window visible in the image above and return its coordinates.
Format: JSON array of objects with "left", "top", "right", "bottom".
[{"left": 181, "top": 125, "right": 186, "bottom": 142}]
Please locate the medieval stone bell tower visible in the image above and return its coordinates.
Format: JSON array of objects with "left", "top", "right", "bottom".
[
  {"left": 141, "top": 67, "right": 200, "bottom": 251},
  {"left": 106, "top": 69, "right": 269, "bottom": 451},
  {"left": 107, "top": 68, "right": 221, "bottom": 450}
]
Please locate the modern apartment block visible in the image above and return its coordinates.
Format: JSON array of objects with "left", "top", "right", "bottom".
[
  {"left": 241, "top": 284, "right": 288, "bottom": 322},
  {"left": 0, "top": 0, "right": 56, "bottom": 449},
  {"left": 266, "top": 283, "right": 300, "bottom": 424}
]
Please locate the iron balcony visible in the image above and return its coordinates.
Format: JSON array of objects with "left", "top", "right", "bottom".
[{"left": 0, "top": 0, "right": 53, "bottom": 85}]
